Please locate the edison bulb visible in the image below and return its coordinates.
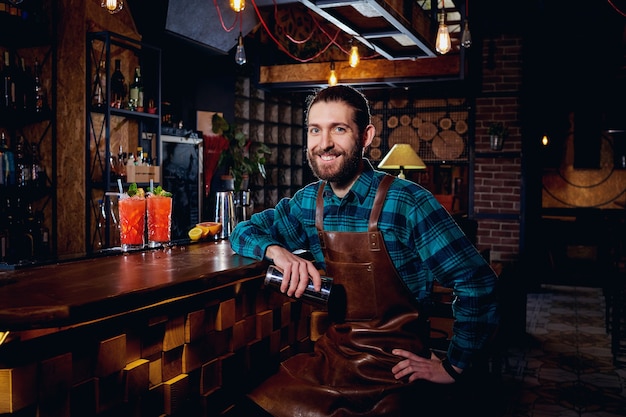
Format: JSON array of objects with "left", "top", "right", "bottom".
[
  {"left": 235, "top": 33, "right": 246, "bottom": 65},
  {"left": 436, "top": 23, "right": 451, "bottom": 54},
  {"left": 102, "top": 0, "right": 123, "bottom": 14}
]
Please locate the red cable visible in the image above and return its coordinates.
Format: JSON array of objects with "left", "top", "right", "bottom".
[{"left": 213, "top": 0, "right": 238, "bottom": 32}]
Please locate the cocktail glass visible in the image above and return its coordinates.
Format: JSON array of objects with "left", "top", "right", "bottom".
[
  {"left": 147, "top": 195, "right": 172, "bottom": 247},
  {"left": 118, "top": 196, "right": 146, "bottom": 251}
]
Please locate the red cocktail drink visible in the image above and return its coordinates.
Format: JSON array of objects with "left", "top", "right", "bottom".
[
  {"left": 118, "top": 196, "right": 146, "bottom": 251},
  {"left": 147, "top": 195, "right": 172, "bottom": 247}
]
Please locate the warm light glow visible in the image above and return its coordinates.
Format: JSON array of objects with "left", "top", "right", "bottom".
[
  {"left": 101, "top": 0, "right": 123, "bottom": 14},
  {"left": 436, "top": 22, "right": 451, "bottom": 54},
  {"left": 349, "top": 45, "right": 360, "bottom": 68},
  {"left": 230, "top": 0, "right": 245, "bottom": 12},
  {"left": 235, "top": 32, "right": 246, "bottom": 65},
  {"left": 542, "top": 134, "right": 549, "bottom": 146},
  {"left": 377, "top": 144, "right": 426, "bottom": 179},
  {"left": 328, "top": 61, "right": 338, "bottom": 86}
]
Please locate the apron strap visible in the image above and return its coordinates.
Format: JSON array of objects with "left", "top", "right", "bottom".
[
  {"left": 316, "top": 175, "right": 395, "bottom": 248},
  {"left": 368, "top": 175, "right": 395, "bottom": 232}
]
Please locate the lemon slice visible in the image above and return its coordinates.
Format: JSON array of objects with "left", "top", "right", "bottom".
[{"left": 188, "top": 227, "right": 203, "bottom": 241}]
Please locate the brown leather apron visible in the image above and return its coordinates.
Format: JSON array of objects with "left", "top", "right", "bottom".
[{"left": 249, "top": 175, "right": 430, "bottom": 416}]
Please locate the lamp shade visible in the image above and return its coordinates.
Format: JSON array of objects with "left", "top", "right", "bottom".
[
  {"left": 378, "top": 144, "right": 426, "bottom": 169},
  {"left": 377, "top": 144, "right": 426, "bottom": 179}
]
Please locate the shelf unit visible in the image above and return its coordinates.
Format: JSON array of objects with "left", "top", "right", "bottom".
[
  {"left": 85, "top": 31, "right": 161, "bottom": 254},
  {"left": 234, "top": 78, "right": 305, "bottom": 209},
  {"left": 0, "top": 0, "right": 57, "bottom": 268}
]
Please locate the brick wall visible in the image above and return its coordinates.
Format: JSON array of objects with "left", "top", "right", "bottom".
[{"left": 473, "top": 35, "right": 523, "bottom": 263}]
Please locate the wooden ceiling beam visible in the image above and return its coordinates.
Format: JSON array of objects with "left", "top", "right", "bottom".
[{"left": 259, "top": 54, "right": 462, "bottom": 87}]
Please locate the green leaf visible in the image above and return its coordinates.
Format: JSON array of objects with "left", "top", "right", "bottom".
[{"left": 127, "top": 183, "right": 138, "bottom": 197}]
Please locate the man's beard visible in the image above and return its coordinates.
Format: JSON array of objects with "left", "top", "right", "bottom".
[{"left": 307, "top": 144, "right": 363, "bottom": 186}]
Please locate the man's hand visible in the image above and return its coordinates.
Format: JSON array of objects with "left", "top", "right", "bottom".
[
  {"left": 265, "top": 245, "right": 322, "bottom": 298},
  {"left": 391, "top": 350, "right": 460, "bottom": 384}
]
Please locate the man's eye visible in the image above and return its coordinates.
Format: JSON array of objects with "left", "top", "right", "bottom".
[
  {"left": 333, "top": 126, "right": 347, "bottom": 133},
  {"left": 308, "top": 127, "right": 320, "bottom": 134}
]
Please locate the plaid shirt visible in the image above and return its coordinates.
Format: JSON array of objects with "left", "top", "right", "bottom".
[{"left": 230, "top": 160, "right": 499, "bottom": 368}]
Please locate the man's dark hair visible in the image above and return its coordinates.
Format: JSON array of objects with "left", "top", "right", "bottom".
[{"left": 305, "top": 85, "right": 371, "bottom": 138}]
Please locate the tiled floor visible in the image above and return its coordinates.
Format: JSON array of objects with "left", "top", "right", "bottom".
[{"left": 496, "top": 285, "right": 626, "bottom": 417}]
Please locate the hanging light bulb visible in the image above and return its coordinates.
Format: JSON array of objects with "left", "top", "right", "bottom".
[
  {"left": 461, "top": 19, "right": 472, "bottom": 48},
  {"left": 349, "top": 41, "right": 360, "bottom": 68},
  {"left": 541, "top": 134, "right": 549, "bottom": 146},
  {"left": 235, "top": 32, "right": 246, "bottom": 65},
  {"left": 328, "top": 61, "right": 338, "bottom": 86},
  {"left": 101, "top": 0, "right": 123, "bottom": 14},
  {"left": 230, "top": 0, "right": 245, "bottom": 12},
  {"left": 435, "top": 5, "right": 451, "bottom": 55}
]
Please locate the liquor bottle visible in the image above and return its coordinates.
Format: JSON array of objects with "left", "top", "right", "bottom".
[
  {"left": 33, "top": 59, "right": 47, "bottom": 112},
  {"left": 91, "top": 60, "right": 106, "bottom": 108},
  {"left": 110, "top": 59, "right": 126, "bottom": 109},
  {"left": 36, "top": 210, "right": 50, "bottom": 260},
  {"left": 23, "top": 203, "right": 37, "bottom": 261},
  {"left": 17, "top": 57, "right": 30, "bottom": 112},
  {"left": 2, "top": 51, "right": 16, "bottom": 111},
  {"left": 128, "top": 66, "right": 143, "bottom": 111},
  {"left": 15, "top": 135, "right": 30, "bottom": 187},
  {"left": 1, "top": 133, "right": 14, "bottom": 186},
  {"left": 30, "top": 143, "right": 43, "bottom": 188},
  {"left": 126, "top": 152, "right": 135, "bottom": 167}
]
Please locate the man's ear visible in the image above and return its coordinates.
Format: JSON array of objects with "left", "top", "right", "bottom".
[{"left": 362, "top": 124, "right": 375, "bottom": 149}]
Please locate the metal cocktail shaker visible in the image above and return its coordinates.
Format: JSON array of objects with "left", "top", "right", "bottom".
[
  {"left": 213, "top": 191, "right": 236, "bottom": 239},
  {"left": 264, "top": 265, "right": 333, "bottom": 307}
]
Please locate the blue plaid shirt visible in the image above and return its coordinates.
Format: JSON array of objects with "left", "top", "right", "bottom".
[{"left": 230, "top": 160, "right": 499, "bottom": 368}]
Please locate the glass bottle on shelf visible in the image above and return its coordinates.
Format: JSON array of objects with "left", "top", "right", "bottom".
[
  {"left": 33, "top": 59, "right": 47, "bottom": 113},
  {"left": 128, "top": 66, "right": 143, "bottom": 111},
  {"left": 2, "top": 51, "right": 16, "bottom": 111},
  {"left": 110, "top": 59, "right": 126, "bottom": 109},
  {"left": 30, "top": 142, "right": 43, "bottom": 188},
  {"left": 1, "top": 133, "right": 14, "bottom": 186},
  {"left": 117, "top": 145, "right": 126, "bottom": 181},
  {"left": 91, "top": 59, "right": 106, "bottom": 108},
  {"left": 17, "top": 57, "right": 30, "bottom": 112},
  {"left": 15, "top": 135, "right": 30, "bottom": 188}
]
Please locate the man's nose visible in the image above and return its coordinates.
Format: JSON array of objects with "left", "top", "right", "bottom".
[{"left": 319, "top": 130, "right": 333, "bottom": 149}]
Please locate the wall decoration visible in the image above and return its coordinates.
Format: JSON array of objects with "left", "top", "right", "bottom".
[{"left": 369, "top": 96, "right": 469, "bottom": 163}]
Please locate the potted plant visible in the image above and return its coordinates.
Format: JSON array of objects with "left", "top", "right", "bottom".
[
  {"left": 488, "top": 122, "right": 509, "bottom": 151},
  {"left": 211, "top": 113, "right": 272, "bottom": 192}
]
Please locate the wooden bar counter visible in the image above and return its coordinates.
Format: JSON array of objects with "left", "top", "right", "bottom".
[{"left": 0, "top": 241, "right": 313, "bottom": 416}]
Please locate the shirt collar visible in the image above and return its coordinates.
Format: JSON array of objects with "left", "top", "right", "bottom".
[{"left": 322, "top": 159, "right": 377, "bottom": 205}]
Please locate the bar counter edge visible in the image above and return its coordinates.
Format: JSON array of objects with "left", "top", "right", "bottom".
[{"left": 0, "top": 241, "right": 313, "bottom": 416}]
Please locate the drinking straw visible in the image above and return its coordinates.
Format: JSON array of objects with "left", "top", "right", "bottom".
[
  {"left": 117, "top": 178, "right": 123, "bottom": 194},
  {"left": 150, "top": 179, "right": 154, "bottom": 193}
]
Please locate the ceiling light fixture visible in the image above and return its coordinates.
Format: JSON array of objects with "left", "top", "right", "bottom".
[
  {"left": 101, "top": 0, "right": 123, "bottom": 14},
  {"left": 349, "top": 40, "right": 360, "bottom": 68},
  {"left": 435, "top": 0, "right": 451, "bottom": 54},
  {"left": 235, "top": 32, "right": 247, "bottom": 65},
  {"left": 461, "top": 0, "right": 471, "bottom": 48},
  {"left": 230, "top": 0, "right": 245, "bottom": 13},
  {"left": 328, "top": 61, "right": 338, "bottom": 86}
]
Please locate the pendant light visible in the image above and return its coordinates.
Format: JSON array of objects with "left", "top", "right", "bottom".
[
  {"left": 101, "top": 0, "right": 123, "bottom": 14},
  {"left": 349, "top": 39, "right": 360, "bottom": 68},
  {"left": 230, "top": 0, "right": 245, "bottom": 13},
  {"left": 328, "top": 61, "right": 338, "bottom": 86},
  {"left": 235, "top": 32, "right": 247, "bottom": 65},
  {"left": 461, "top": 0, "right": 471, "bottom": 48},
  {"left": 435, "top": 0, "right": 451, "bottom": 54},
  {"left": 461, "top": 20, "right": 472, "bottom": 48}
]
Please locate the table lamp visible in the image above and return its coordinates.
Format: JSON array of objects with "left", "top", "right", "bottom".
[{"left": 377, "top": 144, "right": 426, "bottom": 179}]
